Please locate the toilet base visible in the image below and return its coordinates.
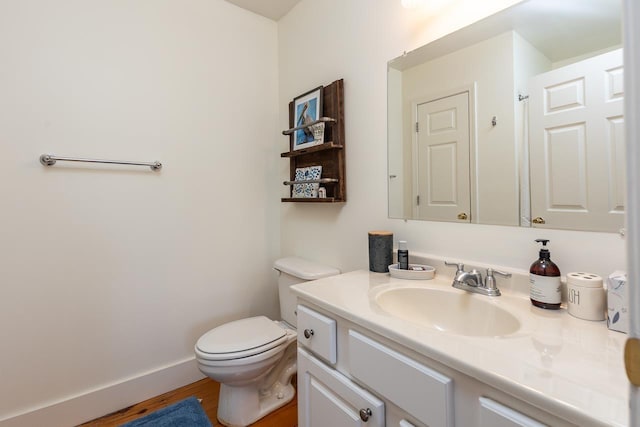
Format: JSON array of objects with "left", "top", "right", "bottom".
[
  {"left": 217, "top": 381, "right": 295, "bottom": 427},
  {"left": 198, "top": 323, "right": 299, "bottom": 426}
]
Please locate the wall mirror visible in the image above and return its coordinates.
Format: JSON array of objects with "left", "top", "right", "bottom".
[{"left": 387, "top": 0, "right": 623, "bottom": 232}]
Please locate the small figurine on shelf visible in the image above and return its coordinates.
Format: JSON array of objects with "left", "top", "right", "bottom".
[{"left": 310, "top": 122, "right": 325, "bottom": 143}]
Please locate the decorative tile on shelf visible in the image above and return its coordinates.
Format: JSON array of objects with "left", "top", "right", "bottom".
[{"left": 292, "top": 165, "right": 322, "bottom": 198}]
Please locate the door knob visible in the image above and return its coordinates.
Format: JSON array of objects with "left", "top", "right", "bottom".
[
  {"left": 303, "top": 329, "right": 314, "bottom": 339},
  {"left": 457, "top": 212, "right": 468, "bottom": 220},
  {"left": 532, "top": 217, "right": 546, "bottom": 224},
  {"left": 625, "top": 338, "right": 640, "bottom": 386}
]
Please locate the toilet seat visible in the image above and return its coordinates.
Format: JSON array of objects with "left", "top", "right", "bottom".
[{"left": 195, "top": 316, "right": 290, "bottom": 362}]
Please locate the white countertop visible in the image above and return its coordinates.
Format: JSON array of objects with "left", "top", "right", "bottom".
[{"left": 291, "top": 270, "right": 628, "bottom": 427}]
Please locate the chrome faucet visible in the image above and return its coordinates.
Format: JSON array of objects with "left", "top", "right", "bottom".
[{"left": 444, "top": 261, "right": 511, "bottom": 297}]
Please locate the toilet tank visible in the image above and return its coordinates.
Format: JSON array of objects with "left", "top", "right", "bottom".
[{"left": 274, "top": 257, "right": 340, "bottom": 327}]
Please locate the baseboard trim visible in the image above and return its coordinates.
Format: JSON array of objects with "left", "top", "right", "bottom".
[{"left": 0, "top": 356, "right": 205, "bottom": 427}]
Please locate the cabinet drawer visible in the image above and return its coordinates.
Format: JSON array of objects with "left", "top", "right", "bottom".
[
  {"left": 297, "top": 305, "right": 337, "bottom": 364},
  {"left": 348, "top": 330, "right": 454, "bottom": 427},
  {"left": 298, "top": 347, "right": 384, "bottom": 427},
  {"left": 479, "top": 397, "right": 546, "bottom": 427}
]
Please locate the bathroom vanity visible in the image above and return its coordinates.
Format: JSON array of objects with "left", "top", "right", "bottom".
[{"left": 291, "top": 269, "right": 627, "bottom": 427}]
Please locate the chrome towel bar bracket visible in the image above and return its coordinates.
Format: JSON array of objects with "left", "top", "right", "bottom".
[{"left": 40, "top": 154, "right": 162, "bottom": 171}]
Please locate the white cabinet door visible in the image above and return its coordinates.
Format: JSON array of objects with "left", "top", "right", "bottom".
[
  {"left": 479, "top": 397, "right": 546, "bottom": 427},
  {"left": 297, "top": 305, "right": 337, "bottom": 364},
  {"left": 298, "top": 347, "right": 384, "bottom": 427},
  {"left": 528, "top": 48, "right": 624, "bottom": 232},
  {"left": 348, "top": 330, "right": 454, "bottom": 427},
  {"left": 415, "top": 91, "right": 471, "bottom": 222}
]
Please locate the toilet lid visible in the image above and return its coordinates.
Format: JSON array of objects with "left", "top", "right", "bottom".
[{"left": 196, "top": 316, "right": 286, "bottom": 359}]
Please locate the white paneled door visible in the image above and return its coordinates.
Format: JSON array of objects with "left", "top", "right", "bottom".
[
  {"left": 529, "top": 49, "right": 625, "bottom": 232},
  {"left": 415, "top": 91, "right": 471, "bottom": 222}
]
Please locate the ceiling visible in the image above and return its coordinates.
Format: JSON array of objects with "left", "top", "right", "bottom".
[
  {"left": 390, "top": 0, "right": 621, "bottom": 71},
  {"left": 224, "top": 0, "right": 301, "bottom": 20}
]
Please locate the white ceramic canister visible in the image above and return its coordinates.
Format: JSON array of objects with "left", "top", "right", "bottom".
[{"left": 566, "top": 272, "right": 605, "bottom": 321}]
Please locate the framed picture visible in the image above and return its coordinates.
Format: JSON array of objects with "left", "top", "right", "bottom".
[{"left": 292, "top": 86, "right": 324, "bottom": 150}]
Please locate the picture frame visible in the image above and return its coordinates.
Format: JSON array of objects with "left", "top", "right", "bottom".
[{"left": 292, "top": 85, "right": 324, "bottom": 150}]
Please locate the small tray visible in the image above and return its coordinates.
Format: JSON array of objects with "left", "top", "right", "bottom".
[{"left": 388, "top": 264, "right": 435, "bottom": 280}]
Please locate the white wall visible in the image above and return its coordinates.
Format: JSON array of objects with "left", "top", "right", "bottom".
[
  {"left": 401, "top": 31, "right": 518, "bottom": 225},
  {"left": 513, "top": 31, "right": 552, "bottom": 226},
  {"left": 0, "top": 0, "right": 279, "bottom": 425},
  {"left": 278, "top": 0, "right": 625, "bottom": 282}
]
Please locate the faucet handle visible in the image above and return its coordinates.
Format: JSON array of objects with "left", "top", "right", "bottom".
[
  {"left": 444, "top": 261, "right": 465, "bottom": 274},
  {"left": 484, "top": 268, "right": 512, "bottom": 290},
  {"left": 490, "top": 268, "right": 511, "bottom": 277}
]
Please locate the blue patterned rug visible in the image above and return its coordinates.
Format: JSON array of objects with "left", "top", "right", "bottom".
[{"left": 119, "top": 396, "right": 212, "bottom": 427}]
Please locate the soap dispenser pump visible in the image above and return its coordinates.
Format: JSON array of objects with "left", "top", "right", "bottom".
[{"left": 529, "top": 239, "right": 561, "bottom": 310}]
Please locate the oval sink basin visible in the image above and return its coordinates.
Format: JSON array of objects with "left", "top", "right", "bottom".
[{"left": 375, "top": 287, "right": 521, "bottom": 337}]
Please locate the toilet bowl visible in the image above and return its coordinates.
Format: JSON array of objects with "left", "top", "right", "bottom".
[
  {"left": 196, "top": 316, "right": 297, "bottom": 426},
  {"left": 194, "top": 257, "right": 339, "bottom": 427}
]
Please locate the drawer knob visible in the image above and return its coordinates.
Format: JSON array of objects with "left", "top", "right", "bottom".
[
  {"left": 303, "top": 329, "right": 314, "bottom": 339},
  {"left": 359, "top": 408, "right": 372, "bottom": 422}
]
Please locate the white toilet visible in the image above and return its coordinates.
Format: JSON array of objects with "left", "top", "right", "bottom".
[{"left": 194, "top": 257, "right": 339, "bottom": 427}]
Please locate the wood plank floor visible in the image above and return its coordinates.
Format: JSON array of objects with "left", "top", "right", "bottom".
[{"left": 79, "top": 378, "right": 297, "bottom": 427}]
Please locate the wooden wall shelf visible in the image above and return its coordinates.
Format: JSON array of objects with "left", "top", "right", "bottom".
[
  {"left": 281, "top": 198, "right": 340, "bottom": 203},
  {"left": 282, "top": 79, "right": 346, "bottom": 203},
  {"left": 280, "top": 142, "right": 344, "bottom": 158}
]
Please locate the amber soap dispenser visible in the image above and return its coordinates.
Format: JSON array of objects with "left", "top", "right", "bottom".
[{"left": 529, "top": 239, "right": 562, "bottom": 310}]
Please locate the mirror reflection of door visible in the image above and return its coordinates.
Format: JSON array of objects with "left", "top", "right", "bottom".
[
  {"left": 529, "top": 49, "right": 625, "bottom": 232},
  {"left": 415, "top": 91, "right": 471, "bottom": 222},
  {"left": 388, "top": 68, "right": 405, "bottom": 218}
]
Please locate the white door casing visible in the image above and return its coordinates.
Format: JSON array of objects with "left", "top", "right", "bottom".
[
  {"left": 529, "top": 49, "right": 625, "bottom": 232},
  {"left": 624, "top": 0, "right": 640, "bottom": 425},
  {"left": 388, "top": 67, "right": 405, "bottom": 218}
]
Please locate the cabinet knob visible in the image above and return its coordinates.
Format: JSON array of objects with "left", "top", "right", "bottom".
[
  {"left": 532, "top": 216, "right": 546, "bottom": 224},
  {"left": 457, "top": 212, "right": 468, "bottom": 220},
  {"left": 303, "top": 329, "right": 314, "bottom": 339},
  {"left": 359, "top": 408, "right": 372, "bottom": 422}
]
